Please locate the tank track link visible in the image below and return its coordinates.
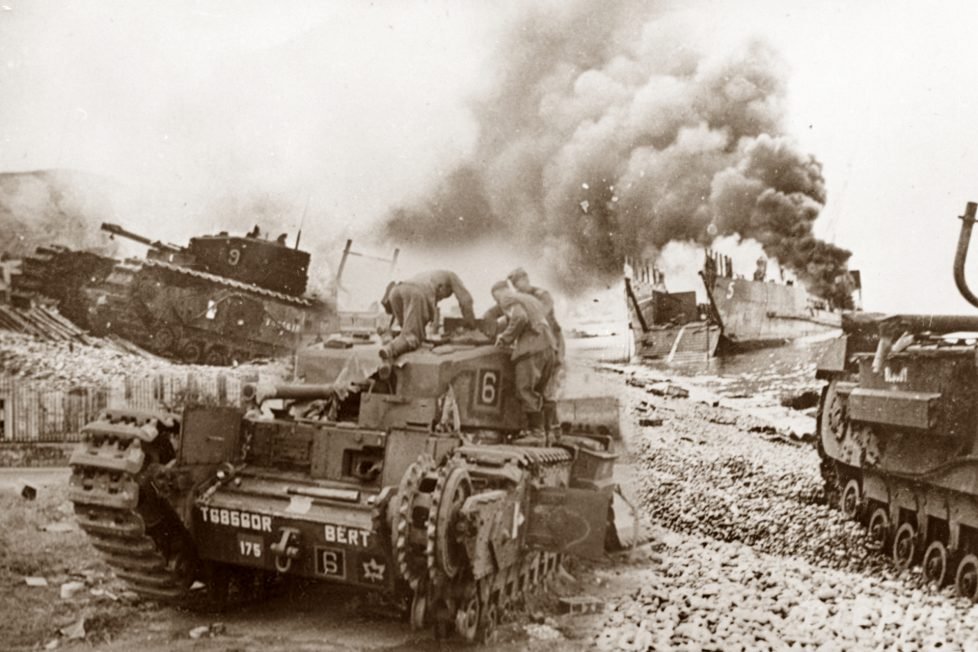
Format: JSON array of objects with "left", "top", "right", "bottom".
[{"left": 68, "top": 409, "right": 198, "bottom": 601}]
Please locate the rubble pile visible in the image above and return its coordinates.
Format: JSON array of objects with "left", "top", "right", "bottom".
[{"left": 0, "top": 331, "right": 288, "bottom": 389}]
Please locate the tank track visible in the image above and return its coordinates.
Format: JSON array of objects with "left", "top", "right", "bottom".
[
  {"left": 140, "top": 258, "right": 314, "bottom": 306},
  {"left": 89, "top": 257, "right": 319, "bottom": 364},
  {"left": 396, "top": 446, "right": 573, "bottom": 643},
  {"left": 68, "top": 408, "right": 199, "bottom": 601}
]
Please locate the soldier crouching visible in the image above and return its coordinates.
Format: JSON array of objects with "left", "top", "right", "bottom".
[{"left": 486, "top": 280, "right": 557, "bottom": 444}]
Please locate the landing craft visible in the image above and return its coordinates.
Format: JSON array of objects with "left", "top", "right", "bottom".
[
  {"left": 816, "top": 200, "right": 978, "bottom": 599},
  {"left": 626, "top": 251, "right": 860, "bottom": 363}
]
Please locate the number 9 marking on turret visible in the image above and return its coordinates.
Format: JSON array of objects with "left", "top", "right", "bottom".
[
  {"left": 228, "top": 249, "right": 241, "bottom": 266},
  {"left": 478, "top": 369, "right": 500, "bottom": 408}
]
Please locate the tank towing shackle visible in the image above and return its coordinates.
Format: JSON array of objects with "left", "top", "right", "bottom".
[
  {"left": 954, "top": 201, "right": 978, "bottom": 309},
  {"left": 270, "top": 527, "right": 301, "bottom": 573}
]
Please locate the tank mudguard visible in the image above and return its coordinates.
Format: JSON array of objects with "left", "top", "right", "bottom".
[{"left": 815, "top": 335, "right": 849, "bottom": 379}]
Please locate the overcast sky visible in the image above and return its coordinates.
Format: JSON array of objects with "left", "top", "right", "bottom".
[{"left": 2, "top": 0, "right": 978, "bottom": 313}]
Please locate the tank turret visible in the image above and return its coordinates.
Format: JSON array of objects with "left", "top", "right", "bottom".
[{"left": 102, "top": 222, "right": 310, "bottom": 297}]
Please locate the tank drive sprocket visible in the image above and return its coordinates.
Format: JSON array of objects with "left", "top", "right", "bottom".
[
  {"left": 425, "top": 459, "right": 472, "bottom": 587},
  {"left": 394, "top": 454, "right": 436, "bottom": 591}
]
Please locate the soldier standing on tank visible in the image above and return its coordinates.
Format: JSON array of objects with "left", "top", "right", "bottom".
[
  {"left": 507, "top": 267, "right": 564, "bottom": 425},
  {"left": 378, "top": 270, "right": 476, "bottom": 375},
  {"left": 487, "top": 280, "right": 557, "bottom": 443}
]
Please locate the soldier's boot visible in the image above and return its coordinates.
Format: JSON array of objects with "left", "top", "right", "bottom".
[{"left": 517, "top": 412, "right": 547, "bottom": 446}]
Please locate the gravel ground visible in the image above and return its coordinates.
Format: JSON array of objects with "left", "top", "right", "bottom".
[{"left": 592, "top": 369, "right": 978, "bottom": 651}]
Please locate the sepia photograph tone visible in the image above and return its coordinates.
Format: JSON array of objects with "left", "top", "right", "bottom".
[{"left": 1, "top": 1, "right": 978, "bottom": 650}]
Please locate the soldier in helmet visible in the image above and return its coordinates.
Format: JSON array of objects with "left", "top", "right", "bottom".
[
  {"left": 507, "top": 267, "right": 564, "bottom": 425},
  {"left": 487, "top": 280, "right": 557, "bottom": 443},
  {"left": 379, "top": 270, "right": 476, "bottom": 375}
]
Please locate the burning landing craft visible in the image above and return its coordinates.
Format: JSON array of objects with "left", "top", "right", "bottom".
[{"left": 626, "top": 252, "right": 860, "bottom": 362}]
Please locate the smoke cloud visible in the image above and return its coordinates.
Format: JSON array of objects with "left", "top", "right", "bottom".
[
  {"left": 0, "top": 171, "right": 119, "bottom": 257},
  {"left": 384, "top": 2, "right": 852, "bottom": 305}
]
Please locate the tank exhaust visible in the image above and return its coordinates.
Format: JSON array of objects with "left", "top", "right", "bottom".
[{"left": 953, "top": 201, "right": 978, "bottom": 309}]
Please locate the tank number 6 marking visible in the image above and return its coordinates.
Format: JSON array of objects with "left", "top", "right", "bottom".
[
  {"left": 478, "top": 369, "right": 501, "bottom": 407},
  {"left": 228, "top": 248, "right": 241, "bottom": 266}
]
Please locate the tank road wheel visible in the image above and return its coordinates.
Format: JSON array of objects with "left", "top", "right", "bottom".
[
  {"left": 426, "top": 463, "right": 473, "bottom": 585},
  {"left": 840, "top": 479, "right": 863, "bottom": 521},
  {"left": 891, "top": 523, "right": 918, "bottom": 569},
  {"left": 180, "top": 340, "right": 204, "bottom": 364},
  {"left": 476, "top": 591, "right": 499, "bottom": 644},
  {"left": 455, "top": 586, "right": 481, "bottom": 643},
  {"left": 204, "top": 346, "right": 228, "bottom": 367},
  {"left": 152, "top": 327, "right": 178, "bottom": 355},
  {"left": 866, "top": 508, "right": 891, "bottom": 552},
  {"left": 410, "top": 591, "right": 428, "bottom": 631},
  {"left": 923, "top": 541, "right": 952, "bottom": 587},
  {"left": 956, "top": 554, "right": 978, "bottom": 601}
]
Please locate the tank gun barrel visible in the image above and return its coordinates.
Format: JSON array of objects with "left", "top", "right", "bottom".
[
  {"left": 843, "top": 312, "right": 978, "bottom": 336},
  {"left": 101, "top": 222, "right": 182, "bottom": 253},
  {"left": 954, "top": 201, "right": 978, "bottom": 309},
  {"left": 241, "top": 382, "right": 349, "bottom": 403}
]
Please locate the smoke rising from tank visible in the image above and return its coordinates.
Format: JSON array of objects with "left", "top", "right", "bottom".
[
  {"left": 384, "top": 3, "right": 851, "bottom": 305},
  {"left": 0, "top": 171, "right": 119, "bottom": 257}
]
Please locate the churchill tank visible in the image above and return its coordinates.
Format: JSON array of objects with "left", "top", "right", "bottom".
[
  {"left": 66, "top": 326, "right": 636, "bottom": 641},
  {"left": 816, "top": 200, "right": 978, "bottom": 598},
  {"left": 10, "top": 223, "right": 395, "bottom": 365}
]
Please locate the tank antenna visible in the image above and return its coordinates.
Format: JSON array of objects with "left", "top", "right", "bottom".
[{"left": 295, "top": 193, "right": 311, "bottom": 250}]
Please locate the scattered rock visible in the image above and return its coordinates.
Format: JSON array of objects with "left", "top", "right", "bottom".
[
  {"left": 639, "top": 417, "right": 663, "bottom": 427},
  {"left": 24, "top": 576, "right": 49, "bottom": 587},
  {"left": 59, "top": 581, "right": 86, "bottom": 600},
  {"left": 525, "top": 623, "right": 562, "bottom": 641},
  {"left": 188, "top": 623, "right": 226, "bottom": 640},
  {"left": 20, "top": 483, "right": 37, "bottom": 500},
  {"left": 646, "top": 382, "right": 690, "bottom": 399},
  {"left": 59, "top": 618, "right": 86, "bottom": 640},
  {"left": 44, "top": 521, "right": 75, "bottom": 533},
  {"left": 780, "top": 390, "right": 821, "bottom": 411},
  {"left": 189, "top": 625, "right": 211, "bottom": 640}
]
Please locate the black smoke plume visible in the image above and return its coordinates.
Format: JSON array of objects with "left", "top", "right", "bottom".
[{"left": 384, "top": 3, "right": 852, "bottom": 305}]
